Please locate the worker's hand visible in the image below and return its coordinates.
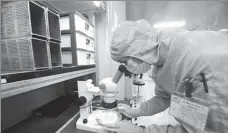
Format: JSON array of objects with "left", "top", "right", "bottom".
[
  {"left": 96, "top": 119, "right": 144, "bottom": 133},
  {"left": 117, "top": 104, "right": 141, "bottom": 118}
]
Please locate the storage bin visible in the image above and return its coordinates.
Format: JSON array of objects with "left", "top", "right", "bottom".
[
  {"left": 1, "top": 1, "right": 47, "bottom": 39},
  {"left": 1, "top": 37, "right": 50, "bottom": 73},
  {"left": 48, "top": 10, "right": 61, "bottom": 41},
  {"left": 60, "top": 16, "right": 70, "bottom": 31},
  {"left": 74, "top": 13, "right": 94, "bottom": 38},
  {"left": 49, "top": 41, "right": 62, "bottom": 67},
  {"left": 61, "top": 50, "right": 89, "bottom": 66},
  {"left": 60, "top": 32, "right": 94, "bottom": 51},
  {"left": 76, "top": 32, "right": 94, "bottom": 51}
]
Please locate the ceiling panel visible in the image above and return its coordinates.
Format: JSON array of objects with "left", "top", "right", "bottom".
[{"left": 46, "top": 1, "right": 97, "bottom": 13}]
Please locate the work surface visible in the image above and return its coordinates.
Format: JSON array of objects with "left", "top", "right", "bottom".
[
  {"left": 56, "top": 112, "right": 92, "bottom": 133},
  {"left": 57, "top": 100, "right": 130, "bottom": 133}
]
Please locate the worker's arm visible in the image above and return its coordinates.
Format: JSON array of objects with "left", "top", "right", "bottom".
[{"left": 139, "top": 85, "right": 171, "bottom": 116}]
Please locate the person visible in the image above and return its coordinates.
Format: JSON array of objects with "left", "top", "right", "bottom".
[{"left": 97, "top": 19, "right": 228, "bottom": 133}]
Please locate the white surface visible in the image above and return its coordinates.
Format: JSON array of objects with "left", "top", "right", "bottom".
[
  {"left": 61, "top": 34, "right": 71, "bottom": 48},
  {"left": 60, "top": 16, "right": 70, "bottom": 30},
  {"left": 1, "top": 68, "right": 96, "bottom": 99},
  {"left": 97, "top": 110, "right": 122, "bottom": 124},
  {"left": 75, "top": 14, "right": 94, "bottom": 38}
]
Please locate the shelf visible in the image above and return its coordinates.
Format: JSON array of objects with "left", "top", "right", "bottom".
[
  {"left": 1, "top": 67, "right": 96, "bottom": 99},
  {"left": 61, "top": 47, "right": 72, "bottom": 51}
]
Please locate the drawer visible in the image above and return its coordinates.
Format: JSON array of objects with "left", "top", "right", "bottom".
[
  {"left": 74, "top": 14, "right": 94, "bottom": 38},
  {"left": 62, "top": 50, "right": 94, "bottom": 65},
  {"left": 61, "top": 34, "right": 71, "bottom": 48},
  {"left": 61, "top": 51, "right": 73, "bottom": 64},
  {"left": 60, "top": 16, "right": 70, "bottom": 31},
  {"left": 77, "top": 50, "right": 90, "bottom": 65},
  {"left": 76, "top": 32, "right": 94, "bottom": 51},
  {"left": 61, "top": 33, "right": 94, "bottom": 51},
  {"left": 87, "top": 52, "right": 95, "bottom": 64}
]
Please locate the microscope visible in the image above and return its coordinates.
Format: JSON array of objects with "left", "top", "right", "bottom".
[{"left": 76, "top": 65, "right": 144, "bottom": 132}]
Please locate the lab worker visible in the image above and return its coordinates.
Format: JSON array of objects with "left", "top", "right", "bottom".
[{"left": 98, "top": 19, "right": 228, "bottom": 133}]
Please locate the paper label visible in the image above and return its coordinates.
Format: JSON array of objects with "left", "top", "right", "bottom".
[{"left": 169, "top": 94, "right": 209, "bottom": 131}]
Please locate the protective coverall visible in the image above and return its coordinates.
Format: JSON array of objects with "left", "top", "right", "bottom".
[{"left": 110, "top": 19, "right": 228, "bottom": 133}]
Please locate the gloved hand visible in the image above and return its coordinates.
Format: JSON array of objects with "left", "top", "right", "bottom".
[
  {"left": 117, "top": 104, "right": 142, "bottom": 118},
  {"left": 96, "top": 119, "right": 144, "bottom": 133}
]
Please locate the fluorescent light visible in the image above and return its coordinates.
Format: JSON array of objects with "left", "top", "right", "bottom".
[
  {"left": 153, "top": 21, "right": 186, "bottom": 29},
  {"left": 93, "top": 1, "right": 101, "bottom": 7}
]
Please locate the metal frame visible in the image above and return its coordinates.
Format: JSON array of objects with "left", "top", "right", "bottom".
[
  {"left": 69, "top": 13, "right": 78, "bottom": 66},
  {"left": 48, "top": 9, "right": 61, "bottom": 42},
  {"left": 49, "top": 40, "right": 63, "bottom": 68}
]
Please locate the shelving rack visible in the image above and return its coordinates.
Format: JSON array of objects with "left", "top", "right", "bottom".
[
  {"left": 1, "top": 1, "right": 63, "bottom": 74},
  {"left": 60, "top": 12, "right": 96, "bottom": 66}
]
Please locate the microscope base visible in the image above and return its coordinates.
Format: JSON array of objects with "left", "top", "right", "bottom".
[
  {"left": 76, "top": 109, "right": 123, "bottom": 133},
  {"left": 76, "top": 110, "right": 108, "bottom": 133}
]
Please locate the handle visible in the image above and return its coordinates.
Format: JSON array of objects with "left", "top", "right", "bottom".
[
  {"left": 86, "top": 38, "right": 90, "bottom": 45},
  {"left": 85, "top": 23, "right": 89, "bottom": 30},
  {"left": 87, "top": 54, "right": 91, "bottom": 59}
]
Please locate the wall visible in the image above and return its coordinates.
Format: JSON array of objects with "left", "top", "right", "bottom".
[
  {"left": 126, "top": 1, "right": 228, "bottom": 31},
  {"left": 95, "top": 1, "right": 126, "bottom": 100},
  {"left": 1, "top": 83, "right": 65, "bottom": 131}
]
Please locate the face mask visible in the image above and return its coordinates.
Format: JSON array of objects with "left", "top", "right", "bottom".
[{"left": 126, "top": 59, "right": 151, "bottom": 74}]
